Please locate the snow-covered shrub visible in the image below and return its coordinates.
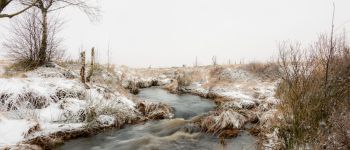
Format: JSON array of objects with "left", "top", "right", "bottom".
[
  {"left": 96, "top": 115, "right": 115, "bottom": 126},
  {"left": 200, "top": 110, "right": 246, "bottom": 135},
  {"left": 137, "top": 101, "right": 174, "bottom": 119},
  {"left": 176, "top": 71, "right": 193, "bottom": 88},
  {"left": 83, "top": 89, "right": 138, "bottom": 127},
  {"left": 58, "top": 98, "right": 87, "bottom": 122},
  {"left": 0, "top": 78, "right": 85, "bottom": 111}
]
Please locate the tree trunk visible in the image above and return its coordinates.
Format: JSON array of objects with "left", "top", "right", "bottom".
[{"left": 38, "top": 10, "right": 48, "bottom": 66}]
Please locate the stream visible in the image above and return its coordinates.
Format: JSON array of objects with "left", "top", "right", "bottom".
[{"left": 60, "top": 88, "right": 257, "bottom": 150}]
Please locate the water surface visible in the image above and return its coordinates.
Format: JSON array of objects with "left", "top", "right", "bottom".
[{"left": 61, "top": 88, "right": 257, "bottom": 150}]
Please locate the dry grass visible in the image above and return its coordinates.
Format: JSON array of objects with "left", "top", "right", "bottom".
[
  {"left": 239, "top": 62, "right": 279, "bottom": 79},
  {"left": 324, "top": 110, "right": 350, "bottom": 149},
  {"left": 137, "top": 101, "right": 173, "bottom": 119},
  {"left": 276, "top": 34, "right": 350, "bottom": 149},
  {"left": 162, "top": 80, "right": 178, "bottom": 93},
  {"left": 199, "top": 109, "right": 246, "bottom": 137}
]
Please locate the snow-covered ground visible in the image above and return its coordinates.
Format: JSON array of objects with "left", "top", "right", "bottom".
[{"left": 0, "top": 65, "right": 141, "bottom": 148}]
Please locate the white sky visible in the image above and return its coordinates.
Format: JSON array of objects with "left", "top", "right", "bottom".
[{"left": 1, "top": 0, "right": 350, "bottom": 67}]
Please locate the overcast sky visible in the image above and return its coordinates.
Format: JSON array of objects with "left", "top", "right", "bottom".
[{"left": 1, "top": 0, "right": 350, "bottom": 67}]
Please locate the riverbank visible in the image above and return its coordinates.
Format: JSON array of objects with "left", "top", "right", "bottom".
[
  {"left": 118, "top": 64, "right": 282, "bottom": 148},
  {"left": 0, "top": 63, "right": 282, "bottom": 149},
  {"left": 0, "top": 64, "right": 174, "bottom": 149},
  {"left": 61, "top": 87, "right": 257, "bottom": 150}
]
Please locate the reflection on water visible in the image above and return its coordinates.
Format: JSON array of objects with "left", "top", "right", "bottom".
[{"left": 60, "top": 88, "right": 257, "bottom": 150}]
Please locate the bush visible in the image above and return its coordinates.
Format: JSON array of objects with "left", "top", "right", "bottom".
[
  {"left": 276, "top": 34, "right": 350, "bottom": 149},
  {"left": 3, "top": 10, "right": 64, "bottom": 70},
  {"left": 176, "top": 71, "right": 192, "bottom": 89}
]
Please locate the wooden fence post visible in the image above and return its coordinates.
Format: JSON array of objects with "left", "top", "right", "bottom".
[
  {"left": 80, "top": 51, "right": 86, "bottom": 83},
  {"left": 87, "top": 47, "right": 95, "bottom": 82}
]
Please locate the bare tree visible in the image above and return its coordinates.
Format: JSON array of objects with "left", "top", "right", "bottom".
[
  {"left": 0, "top": 0, "right": 38, "bottom": 18},
  {"left": 3, "top": 9, "right": 64, "bottom": 69},
  {"left": 16, "top": 0, "right": 100, "bottom": 66}
]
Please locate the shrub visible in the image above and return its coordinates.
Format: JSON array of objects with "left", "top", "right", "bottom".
[
  {"left": 200, "top": 110, "right": 246, "bottom": 137},
  {"left": 137, "top": 101, "right": 173, "bottom": 119},
  {"left": 276, "top": 34, "right": 350, "bottom": 149},
  {"left": 3, "top": 10, "right": 64, "bottom": 70},
  {"left": 176, "top": 71, "right": 192, "bottom": 89}
]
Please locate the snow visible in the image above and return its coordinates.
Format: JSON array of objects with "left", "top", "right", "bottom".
[
  {"left": 38, "top": 103, "right": 63, "bottom": 122},
  {"left": 0, "top": 66, "right": 140, "bottom": 147},
  {"left": 28, "top": 122, "right": 85, "bottom": 139},
  {"left": 219, "top": 90, "right": 253, "bottom": 100},
  {"left": 218, "top": 68, "right": 253, "bottom": 81},
  {"left": 25, "top": 66, "right": 78, "bottom": 78},
  {"left": 158, "top": 78, "right": 171, "bottom": 85},
  {"left": 0, "top": 78, "right": 84, "bottom": 99},
  {"left": 0, "top": 78, "right": 85, "bottom": 111},
  {"left": 97, "top": 115, "right": 115, "bottom": 126},
  {"left": 117, "top": 96, "right": 136, "bottom": 109},
  {"left": 61, "top": 98, "right": 87, "bottom": 114},
  {"left": 0, "top": 116, "right": 37, "bottom": 147}
]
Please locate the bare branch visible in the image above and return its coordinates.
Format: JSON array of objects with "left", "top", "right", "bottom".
[{"left": 0, "top": 0, "right": 38, "bottom": 18}]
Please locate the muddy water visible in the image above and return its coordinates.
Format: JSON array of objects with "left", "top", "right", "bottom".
[{"left": 61, "top": 88, "right": 257, "bottom": 150}]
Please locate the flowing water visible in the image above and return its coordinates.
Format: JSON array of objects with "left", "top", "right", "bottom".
[{"left": 61, "top": 88, "right": 257, "bottom": 150}]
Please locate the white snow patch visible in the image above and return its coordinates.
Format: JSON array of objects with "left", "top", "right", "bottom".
[
  {"left": 29, "top": 122, "right": 85, "bottom": 139},
  {"left": 38, "top": 103, "right": 63, "bottom": 122},
  {"left": 0, "top": 116, "right": 37, "bottom": 147},
  {"left": 97, "top": 115, "right": 115, "bottom": 126},
  {"left": 218, "top": 90, "right": 252, "bottom": 100},
  {"left": 0, "top": 78, "right": 85, "bottom": 111},
  {"left": 158, "top": 78, "right": 171, "bottom": 85}
]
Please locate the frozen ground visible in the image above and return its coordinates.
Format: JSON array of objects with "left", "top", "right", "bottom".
[{"left": 0, "top": 65, "right": 141, "bottom": 148}]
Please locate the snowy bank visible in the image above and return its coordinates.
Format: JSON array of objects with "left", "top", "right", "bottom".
[{"left": 0, "top": 65, "right": 142, "bottom": 148}]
